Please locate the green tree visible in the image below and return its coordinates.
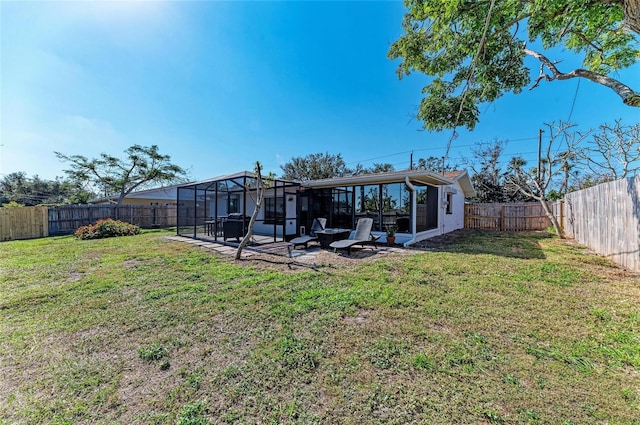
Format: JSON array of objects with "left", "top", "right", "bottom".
[
  {"left": 56, "top": 145, "right": 187, "bottom": 206},
  {"left": 467, "top": 141, "right": 510, "bottom": 202},
  {"left": 569, "top": 173, "right": 616, "bottom": 191},
  {"left": 414, "top": 156, "right": 455, "bottom": 173},
  {"left": 0, "top": 172, "right": 95, "bottom": 206},
  {"left": 388, "top": 0, "right": 640, "bottom": 131},
  {"left": 367, "top": 163, "right": 395, "bottom": 174},
  {"left": 353, "top": 162, "right": 396, "bottom": 175},
  {"left": 464, "top": 140, "right": 531, "bottom": 202},
  {"left": 0, "top": 172, "right": 28, "bottom": 205},
  {"left": 280, "top": 152, "right": 352, "bottom": 181}
]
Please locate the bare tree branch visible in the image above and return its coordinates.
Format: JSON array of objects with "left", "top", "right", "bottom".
[
  {"left": 506, "top": 122, "right": 583, "bottom": 238},
  {"left": 524, "top": 48, "right": 640, "bottom": 106},
  {"left": 576, "top": 120, "right": 640, "bottom": 179}
]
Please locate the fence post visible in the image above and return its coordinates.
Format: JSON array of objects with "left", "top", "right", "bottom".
[
  {"left": 42, "top": 206, "right": 49, "bottom": 237},
  {"left": 500, "top": 205, "right": 505, "bottom": 231}
]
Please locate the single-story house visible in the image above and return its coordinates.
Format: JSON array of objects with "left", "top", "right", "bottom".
[
  {"left": 89, "top": 184, "right": 184, "bottom": 206},
  {"left": 176, "top": 169, "right": 475, "bottom": 247}
]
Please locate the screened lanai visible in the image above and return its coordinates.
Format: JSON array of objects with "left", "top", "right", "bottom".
[
  {"left": 176, "top": 169, "right": 474, "bottom": 248},
  {"left": 176, "top": 171, "right": 300, "bottom": 245},
  {"left": 300, "top": 169, "right": 475, "bottom": 245}
]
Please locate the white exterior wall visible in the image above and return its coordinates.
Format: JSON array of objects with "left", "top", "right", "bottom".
[
  {"left": 440, "top": 185, "right": 466, "bottom": 234},
  {"left": 409, "top": 182, "right": 466, "bottom": 245},
  {"left": 202, "top": 188, "right": 295, "bottom": 238},
  {"left": 253, "top": 200, "right": 271, "bottom": 235},
  {"left": 209, "top": 197, "right": 228, "bottom": 217},
  {"left": 251, "top": 191, "right": 297, "bottom": 237}
]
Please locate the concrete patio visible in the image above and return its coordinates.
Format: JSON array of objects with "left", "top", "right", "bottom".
[{"left": 166, "top": 235, "right": 407, "bottom": 266}]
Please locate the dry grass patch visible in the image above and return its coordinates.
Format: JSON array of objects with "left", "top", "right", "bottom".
[{"left": 1, "top": 229, "right": 639, "bottom": 424}]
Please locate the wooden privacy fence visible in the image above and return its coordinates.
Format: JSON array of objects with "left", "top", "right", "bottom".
[
  {"left": 465, "top": 202, "right": 557, "bottom": 231},
  {"left": 0, "top": 206, "right": 49, "bottom": 241},
  {"left": 1, "top": 205, "right": 177, "bottom": 240},
  {"left": 48, "top": 205, "right": 177, "bottom": 235},
  {"left": 564, "top": 177, "right": 640, "bottom": 272}
]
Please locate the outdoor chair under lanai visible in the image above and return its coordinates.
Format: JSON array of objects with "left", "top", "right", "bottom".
[{"left": 329, "top": 217, "right": 380, "bottom": 255}]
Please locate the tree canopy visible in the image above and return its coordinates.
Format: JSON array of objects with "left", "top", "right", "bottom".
[
  {"left": 414, "top": 156, "right": 455, "bottom": 173},
  {"left": 280, "top": 152, "right": 352, "bottom": 181},
  {"left": 466, "top": 141, "right": 517, "bottom": 202},
  {"left": 388, "top": 0, "right": 640, "bottom": 131},
  {"left": 56, "top": 145, "right": 187, "bottom": 206},
  {"left": 280, "top": 152, "right": 402, "bottom": 181},
  {"left": 0, "top": 172, "right": 94, "bottom": 206}
]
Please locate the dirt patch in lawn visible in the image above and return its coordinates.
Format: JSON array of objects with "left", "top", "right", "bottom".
[{"left": 236, "top": 247, "right": 409, "bottom": 272}]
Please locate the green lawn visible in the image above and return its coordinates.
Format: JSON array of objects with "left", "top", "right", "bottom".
[{"left": 1, "top": 229, "right": 638, "bottom": 424}]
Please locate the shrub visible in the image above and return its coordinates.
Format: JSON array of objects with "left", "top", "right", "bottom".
[{"left": 74, "top": 219, "right": 141, "bottom": 240}]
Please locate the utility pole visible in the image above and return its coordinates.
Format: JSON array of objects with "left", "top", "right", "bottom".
[
  {"left": 537, "top": 129, "right": 543, "bottom": 183},
  {"left": 410, "top": 151, "right": 413, "bottom": 170}
]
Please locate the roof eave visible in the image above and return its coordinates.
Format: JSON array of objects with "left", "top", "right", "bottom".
[
  {"left": 301, "top": 170, "right": 455, "bottom": 189},
  {"left": 448, "top": 170, "right": 476, "bottom": 198}
]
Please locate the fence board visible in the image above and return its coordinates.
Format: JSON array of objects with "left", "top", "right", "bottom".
[
  {"left": 0, "top": 206, "right": 49, "bottom": 241},
  {"left": 564, "top": 177, "right": 640, "bottom": 272},
  {"left": 465, "top": 202, "right": 552, "bottom": 231},
  {"left": 48, "top": 205, "right": 177, "bottom": 235}
]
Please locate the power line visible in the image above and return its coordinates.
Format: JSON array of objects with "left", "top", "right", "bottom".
[
  {"left": 382, "top": 149, "right": 540, "bottom": 171},
  {"left": 567, "top": 79, "right": 581, "bottom": 124},
  {"left": 445, "top": 0, "right": 497, "bottom": 161},
  {"left": 345, "top": 136, "right": 539, "bottom": 166},
  {"left": 555, "top": 79, "right": 582, "bottom": 156}
]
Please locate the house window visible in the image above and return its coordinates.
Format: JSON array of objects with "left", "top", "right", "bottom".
[
  {"left": 332, "top": 187, "right": 353, "bottom": 229},
  {"left": 356, "top": 184, "right": 381, "bottom": 231},
  {"left": 264, "top": 197, "right": 285, "bottom": 224},
  {"left": 228, "top": 194, "right": 240, "bottom": 214},
  {"left": 446, "top": 193, "right": 453, "bottom": 214},
  {"left": 381, "top": 183, "right": 410, "bottom": 233}
]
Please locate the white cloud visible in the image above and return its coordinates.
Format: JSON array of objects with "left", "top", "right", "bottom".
[{"left": 50, "top": 1, "right": 182, "bottom": 48}]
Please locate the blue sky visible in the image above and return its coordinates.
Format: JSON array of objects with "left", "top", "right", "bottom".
[{"left": 2, "top": 1, "right": 639, "bottom": 182}]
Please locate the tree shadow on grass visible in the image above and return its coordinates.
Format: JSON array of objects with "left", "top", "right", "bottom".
[{"left": 411, "top": 229, "right": 552, "bottom": 260}]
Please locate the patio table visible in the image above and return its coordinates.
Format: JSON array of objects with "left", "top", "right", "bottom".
[
  {"left": 205, "top": 218, "right": 225, "bottom": 236},
  {"left": 315, "top": 228, "right": 351, "bottom": 249}
]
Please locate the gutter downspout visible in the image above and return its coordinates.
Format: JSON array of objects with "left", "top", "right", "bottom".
[{"left": 404, "top": 176, "right": 418, "bottom": 247}]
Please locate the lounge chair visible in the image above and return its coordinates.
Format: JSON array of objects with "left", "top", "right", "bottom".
[
  {"left": 289, "top": 218, "right": 327, "bottom": 249},
  {"left": 329, "top": 218, "right": 381, "bottom": 254}
]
